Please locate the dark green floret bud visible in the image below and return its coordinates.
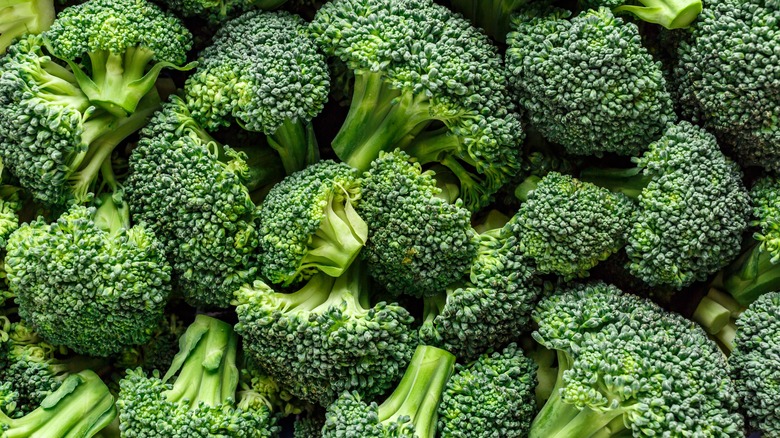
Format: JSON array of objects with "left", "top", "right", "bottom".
[{"left": 163, "top": 0, "right": 290, "bottom": 23}]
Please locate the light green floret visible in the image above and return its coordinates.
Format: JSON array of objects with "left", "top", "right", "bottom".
[
  {"left": 0, "top": 189, "right": 21, "bottom": 249},
  {"left": 581, "top": 121, "right": 750, "bottom": 289},
  {"left": 506, "top": 7, "right": 675, "bottom": 157},
  {"left": 0, "top": 0, "right": 54, "bottom": 55},
  {"left": 322, "top": 345, "right": 455, "bottom": 438},
  {"left": 186, "top": 10, "right": 329, "bottom": 174},
  {"left": 258, "top": 160, "right": 366, "bottom": 286},
  {"left": 4, "top": 192, "right": 172, "bottom": 357},
  {"left": 117, "top": 315, "right": 280, "bottom": 437},
  {"left": 164, "top": 0, "right": 289, "bottom": 23},
  {"left": 44, "top": 0, "right": 193, "bottom": 116},
  {"left": 730, "top": 291, "right": 780, "bottom": 436},
  {"left": 530, "top": 282, "right": 744, "bottom": 438},
  {"left": 579, "top": 0, "right": 701, "bottom": 29},
  {"left": 438, "top": 343, "right": 538, "bottom": 438}
]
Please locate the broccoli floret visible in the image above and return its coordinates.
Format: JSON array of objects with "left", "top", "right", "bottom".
[
  {"left": 294, "top": 411, "right": 325, "bottom": 438},
  {"left": 238, "top": 355, "right": 313, "bottom": 418},
  {"left": 506, "top": 6, "right": 675, "bottom": 157},
  {"left": 234, "top": 262, "right": 417, "bottom": 406},
  {"left": 322, "top": 345, "right": 455, "bottom": 437},
  {"left": 530, "top": 282, "right": 744, "bottom": 437},
  {"left": 358, "top": 150, "right": 476, "bottom": 298},
  {"left": 0, "top": 370, "right": 117, "bottom": 437},
  {"left": 512, "top": 172, "right": 634, "bottom": 279},
  {"left": 113, "top": 313, "right": 188, "bottom": 376},
  {"left": 185, "top": 10, "right": 329, "bottom": 174},
  {"left": 579, "top": 0, "right": 701, "bottom": 28},
  {"left": 310, "top": 0, "right": 522, "bottom": 211},
  {"left": 126, "top": 95, "right": 282, "bottom": 307},
  {"left": 437, "top": 343, "right": 537, "bottom": 438},
  {"left": 5, "top": 191, "right": 172, "bottom": 357},
  {"left": 730, "top": 290, "right": 780, "bottom": 436},
  {"left": 162, "top": 0, "right": 289, "bottom": 22},
  {"left": 581, "top": 121, "right": 750, "bottom": 289},
  {"left": 0, "top": 188, "right": 21, "bottom": 249},
  {"left": 447, "top": 0, "right": 528, "bottom": 42},
  {"left": 674, "top": 0, "right": 780, "bottom": 172},
  {"left": 117, "top": 315, "right": 280, "bottom": 437},
  {"left": 0, "top": 0, "right": 54, "bottom": 55},
  {"left": 0, "top": 35, "right": 161, "bottom": 206},
  {"left": 44, "top": 0, "right": 193, "bottom": 116},
  {"left": 257, "top": 160, "right": 366, "bottom": 286}
]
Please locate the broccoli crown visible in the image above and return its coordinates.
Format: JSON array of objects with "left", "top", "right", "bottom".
[
  {"left": 311, "top": 0, "right": 523, "bottom": 211},
  {"left": 293, "top": 412, "right": 326, "bottom": 438},
  {"left": 163, "top": 0, "right": 288, "bottom": 22},
  {"left": 531, "top": 282, "right": 743, "bottom": 437},
  {"left": 358, "top": 150, "right": 476, "bottom": 298},
  {"left": 730, "top": 290, "right": 780, "bottom": 436},
  {"left": 506, "top": 7, "right": 675, "bottom": 157},
  {"left": 258, "top": 160, "right": 366, "bottom": 286},
  {"left": 117, "top": 315, "right": 279, "bottom": 437},
  {"left": 420, "top": 222, "right": 541, "bottom": 361},
  {"left": 0, "top": 0, "right": 55, "bottom": 55},
  {"left": 5, "top": 194, "right": 171, "bottom": 357},
  {"left": 234, "top": 264, "right": 417, "bottom": 406},
  {"left": 126, "top": 95, "right": 265, "bottom": 308},
  {"left": 437, "top": 343, "right": 537, "bottom": 438},
  {"left": 512, "top": 172, "right": 634, "bottom": 279},
  {"left": 322, "top": 345, "right": 455, "bottom": 438},
  {"left": 675, "top": 0, "right": 780, "bottom": 171}
]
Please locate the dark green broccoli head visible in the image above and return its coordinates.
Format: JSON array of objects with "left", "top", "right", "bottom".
[
  {"left": 0, "top": 0, "right": 55, "bottom": 55},
  {"left": 44, "top": 0, "right": 192, "bottom": 115},
  {"left": 675, "top": 0, "right": 780, "bottom": 171},
  {"left": 234, "top": 264, "right": 416, "bottom": 406},
  {"left": 359, "top": 150, "right": 476, "bottom": 298},
  {"left": 438, "top": 343, "right": 537, "bottom": 438},
  {"left": 530, "top": 282, "right": 744, "bottom": 437},
  {"left": 4, "top": 193, "right": 171, "bottom": 357},
  {"left": 163, "top": 0, "right": 289, "bottom": 22},
  {"left": 506, "top": 7, "right": 675, "bottom": 157},
  {"left": 512, "top": 172, "right": 634, "bottom": 279},
  {"left": 730, "top": 290, "right": 780, "bottom": 436},
  {"left": 258, "top": 160, "right": 366, "bottom": 286},
  {"left": 578, "top": 0, "right": 702, "bottom": 28},
  {"left": 294, "top": 412, "right": 326, "bottom": 438}
]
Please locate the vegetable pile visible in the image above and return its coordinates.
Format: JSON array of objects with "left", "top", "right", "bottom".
[{"left": 0, "top": 0, "right": 778, "bottom": 436}]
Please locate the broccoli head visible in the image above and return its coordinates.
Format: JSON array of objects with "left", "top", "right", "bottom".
[
  {"left": 162, "top": 0, "right": 289, "bottom": 22},
  {"left": 579, "top": 0, "right": 702, "bottom": 28},
  {"left": 0, "top": 0, "right": 54, "bottom": 55}
]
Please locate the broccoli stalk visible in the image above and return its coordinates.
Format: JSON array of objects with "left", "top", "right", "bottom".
[
  {"left": 613, "top": 0, "right": 702, "bottom": 29},
  {"left": 717, "top": 244, "right": 780, "bottom": 307},
  {"left": 0, "top": 0, "right": 54, "bottom": 54},
  {"left": 449, "top": 0, "right": 528, "bottom": 42},
  {"left": 578, "top": 167, "right": 652, "bottom": 200}
]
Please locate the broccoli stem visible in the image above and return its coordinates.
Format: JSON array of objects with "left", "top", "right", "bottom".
[
  {"left": 271, "top": 274, "right": 338, "bottom": 312},
  {"left": 267, "top": 119, "right": 319, "bottom": 175},
  {"left": 692, "top": 296, "right": 731, "bottom": 335},
  {"left": 720, "top": 242, "right": 780, "bottom": 306},
  {"left": 376, "top": 345, "right": 455, "bottom": 438},
  {"left": 615, "top": 0, "right": 702, "bottom": 29},
  {"left": 579, "top": 167, "right": 652, "bottom": 200},
  {"left": 515, "top": 175, "right": 542, "bottom": 202},
  {"left": 450, "top": 0, "right": 527, "bottom": 42},
  {"left": 311, "top": 261, "right": 370, "bottom": 314},
  {"left": 93, "top": 192, "right": 130, "bottom": 237},
  {"left": 0, "top": 0, "right": 55, "bottom": 53}
]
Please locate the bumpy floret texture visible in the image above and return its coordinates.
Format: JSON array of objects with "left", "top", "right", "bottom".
[
  {"left": 506, "top": 7, "right": 675, "bottom": 156},
  {"left": 162, "top": 0, "right": 288, "bottom": 22},
  {"left": 749, "top": 177, "right": 780, "bottom": 260},
  {"left": 321, "top": 391, "right": 416, "bottom": 437}
]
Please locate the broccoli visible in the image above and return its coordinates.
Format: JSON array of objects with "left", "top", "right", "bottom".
[
  {"left": 43, "top": 0, "right": 193, "bottom": 116},
  {"left": 447, "top": 0, "right": 528, "bottom": 42},
  {"left": 0, "top": 35, "right": 161, "bottom": 206},
  {"left": 530, "top": 282, "right": 744, "bottom": 437},
  {"left": 5, "top": 191, "right": 172, "bottom": 357},
  {"left": 580, "top": 121, "right": 750, "bottom": 289},
  {"left": 257, "top": 160, "right": 367, "bottom": 286},
  {"left": 358, "top": 150, "right": 476, "bottom": 298},
  {"left": 293, "top": 411, "right": 326, "bottom": 438},
  {"left": 162, "top": 0, "right": 289, "bottom": 22},
  {"left": 117, "top": 315, "right": 280, "bottom": 437},
  {"left": 113, "top": 313, "right": 189, "bottom": 376},
  {"left": 729, "top": 290, "right": 780, "bottom": 436},
  {"left": 185, "top": 10, "right": 329, "bottom": 174},
  {"left": 310, "top": 0, "right": 522, "bottom": 211},
  {"left": 513, "top": 172, "right": 634, "bottom": 279},
  {"left": 506, "top": 6, "right": 675, "bottom": 157},
  {"left": 579, "top": 0, "right": 702, "bottom": 29},
  {"left": 233, "top": 262, "right": 417, "bottom": 406},
  {"left": 0, "top": 370, "right": 117, "bottom": 437},
  {"left": 674, "top": 0, "right": 780, "bottom": 172},
  {"left": 0, "top": 0, "right": 54, "bottom": 55},
  {"left": 126, "top": 95, "right": 283, "bottom": 308},
  {"left": 437, "top": 343, "right": 537, "bottom": 438},
  {"left": 321, "top": 344, "right": 455, "bottom": 437},
  {"left": 238, "top": 355, "right": 313, "bottom": 418}
]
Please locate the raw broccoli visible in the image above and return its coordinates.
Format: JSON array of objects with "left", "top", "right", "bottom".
[
  {"left": 44, "top": 0, "right": 193, "bottom": 115},
  {"left": 126, "top": 95, "right": 282, "bottom": 308},
  {"left": 233, "top": 262, "right": 417, "bottom": 406},
  {"left": 117, "top": 315, "right": 280, "bottom": 437},
  {"left": 729, "top": 290, "right": 780, "bottom": 436},
  {"left": 674, "top": 0, "right": 780, "bottom": 172},
  {"left": 358, "top": 150, "right": 476, "bottom": 298},
  {"left": 530, "top": 282, "right": 744, "bottom": 437},
  {"left": 321, "top": 345, "right": 455, "bottom": 437},
  {"left": 257, "top": 160, "right": 367, "bottom": 286},
  {"left": 579, "top": 0, "right": 701, "bottom": 28},
  {"left": 4, "top": 191, "right": 172, "bottom": 357},
  {"left": 113, "top": 313, "right": 188, "bottom": 376},
  {"left": 238, "top": 355, "right": 313, "bottom": 418},
  {"left": 162, "top": 0, "right": 289, "bottom": 22},
  {"left": 581, "top": 121, "right": 750, "bottom": 289},
  {"left": 437, "top": 343, "right": 537, "bottom": 438},
  {"left": 0, "top": 370, "right": 117, "bottom": 437},
  {"left": 0, "top": 0, "right": 54, "bottom": 55},
  {"left": 0, "top": 35, "right": 161, "bottom": 206},
  {"left": 506, "top": 6, "right": 675, "bottom": 157},
  {"left": 447, "top": 0, "right": 529, "bottom": 42},
  {"left": 513, "top": 172, "right": 634, "bottom": 279},
  {"left": 185, "top": 10, "right": 329, "bottom": 174},
  {"left": 310, "top": 0, "right": 523, "bottom": 211},
  {"left": 293, "top": 412, "right": 325, "bottom": 438}
]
